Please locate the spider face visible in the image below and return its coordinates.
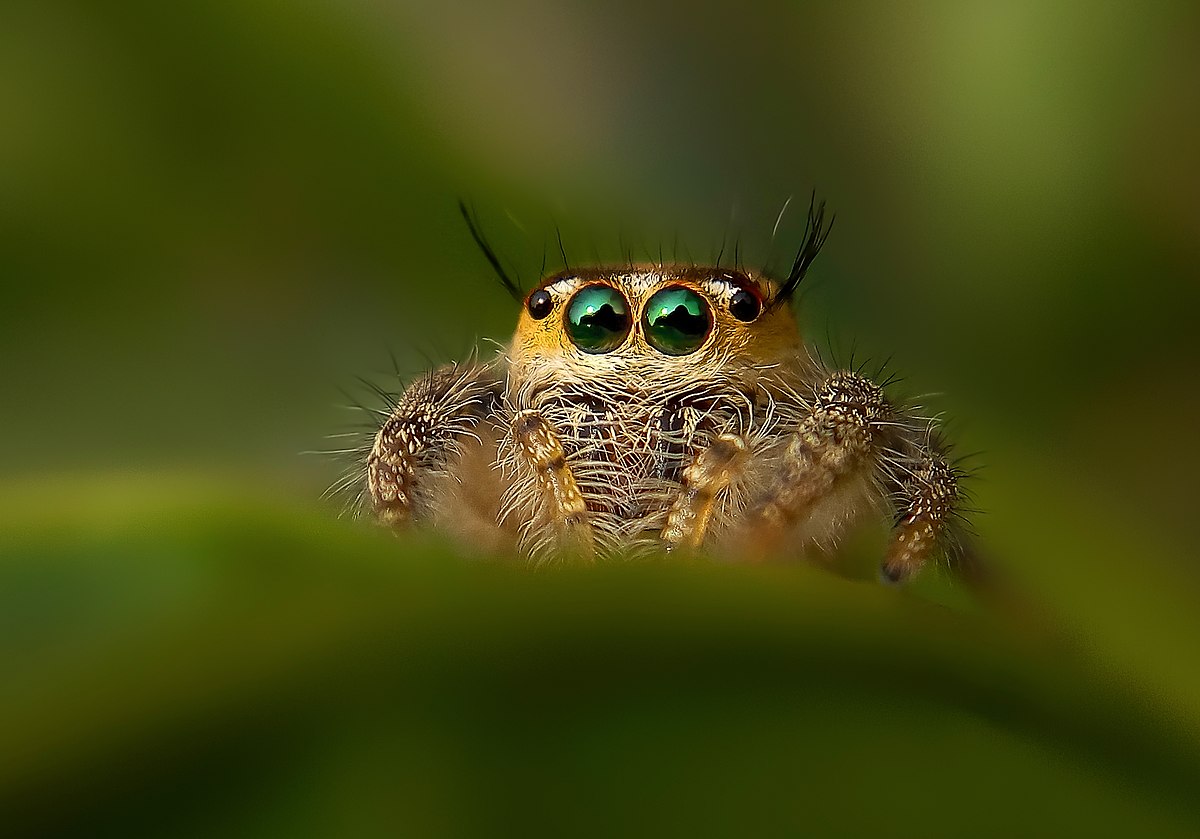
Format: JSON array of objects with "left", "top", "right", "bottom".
[
  {"left": 508, "top": 268, "right": 799, "bottom": 392},
  {"left": 361, "top": 208, "right": 971, "bottom": 584}
]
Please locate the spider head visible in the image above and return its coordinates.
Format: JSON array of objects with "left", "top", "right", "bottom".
[{"left": 508, "top": 267, "right": 803, "bottom": 384}]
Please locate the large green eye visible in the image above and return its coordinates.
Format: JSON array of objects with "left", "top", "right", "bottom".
[
  {"left": 564, "top": 284, "right": 631, "bottom": 353},
  {"left": 642, "top": 286, "right": 712, "bottom": 355}
]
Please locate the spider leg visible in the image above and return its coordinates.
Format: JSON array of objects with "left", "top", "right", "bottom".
[
  {"left": 662, "top": 433, "right": 748, "bottom": 551},
  {"left": 740, "top": 370, "right": 967, "bottom": 582},
  {"left": 745, "top": 371, "right": 885, "bottom": 544},
  {"left": 879, "top": 440, "right": 965, "bottom": 584},
  {"left": 511, "top": 409, "right": 595, "bottom": 560},
  {"left": 367, "top": 363, "right": 502, "bottom": 528}
]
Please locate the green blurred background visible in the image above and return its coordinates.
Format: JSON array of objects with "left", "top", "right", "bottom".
[{"left": 3, "top": 0, "right": 1200, "bottom": 835}]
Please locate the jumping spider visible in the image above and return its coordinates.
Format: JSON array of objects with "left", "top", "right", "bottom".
[{"left": 362, "top": 201, "right": 971, "bottom": 583}]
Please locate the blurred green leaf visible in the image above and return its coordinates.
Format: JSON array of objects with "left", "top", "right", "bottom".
[{"left": 2, "top": 477, "right": 1199, "bottom": 837}]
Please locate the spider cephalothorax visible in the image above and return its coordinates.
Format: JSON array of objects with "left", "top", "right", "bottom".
[{"left": 362, "top": 202, "right": 971, "bottom": 582}]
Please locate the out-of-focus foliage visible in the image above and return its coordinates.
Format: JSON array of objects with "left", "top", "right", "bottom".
[
  {"left": 2, "top": 0, "right": 1199, "bottom": 834},
  {"left": 2, "top": 483, "right": 1200, "bottom": 837}
]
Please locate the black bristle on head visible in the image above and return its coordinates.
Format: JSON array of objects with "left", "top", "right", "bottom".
[
  {"left": 555, "top": 224, "right": 570, "bottom": 272},
  {"left": 458, "top": 200, "right": 523, "bottom": 303},
  {"left": 770, "top": 192, "right": 835, "bottom": 310}
]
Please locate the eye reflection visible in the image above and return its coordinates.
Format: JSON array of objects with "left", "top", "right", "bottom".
[
  {"left": 564, "top": 285, "right": 631, "bottom": 353},
  {"left": 643, "top": 286, "right": 712, "bottom": 355}
]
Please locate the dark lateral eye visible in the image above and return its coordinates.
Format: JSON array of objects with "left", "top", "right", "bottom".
[
  {"left": 729, "top": 289, "right": 761, "bottom": 322},
  {"left": 527, "top": 289, "right": 553, "bottom": 320},
  {"left": 643, "top": 286, "right": 712, "bottom": 356},
  {"left": 564, "top": 284, "right": 631, "bottom": 353}
]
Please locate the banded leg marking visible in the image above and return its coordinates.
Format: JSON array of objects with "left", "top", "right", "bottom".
[
  {"left": 662, "top": 433, "right": 748, "bottom": 551},
  {"left": 512, "top": 410, "right": 595, "bottom": 560}
]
